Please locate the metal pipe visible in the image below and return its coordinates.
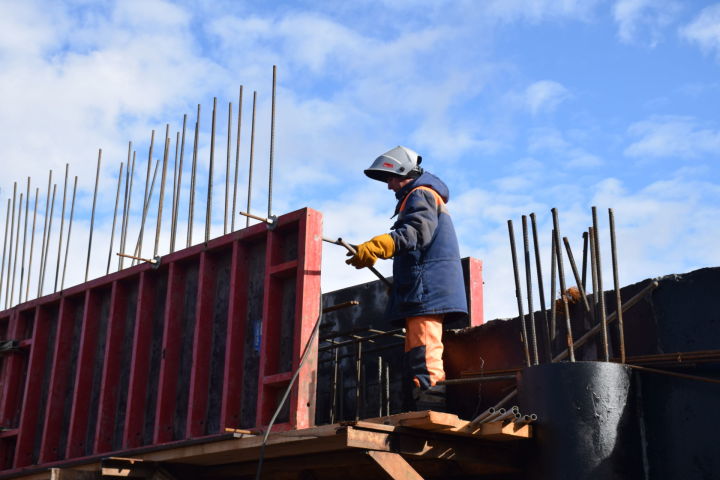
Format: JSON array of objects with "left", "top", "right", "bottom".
[
  {"left": 481, "top": 408, "right": 506, "bottom": 424},
  {"left": 268, "top": 65, "right": 277, "bottom": 219},
  {"left": 85, "top": 149, "right": 101, "bottom": 281},
  {"left": 551, "top": 208, "right": 575, "bottom": 362},
  {"left": 515, "top": 414, "right": 537, "bottom": 426},
  {"left": 337, "top": 237, "right": 392, "bottom": 289},
  {"left": 355, "top": 341, "right": 362, "bottom": 421},
  {"left": 507, "top": 219, "right": 531, "bottom": 367},
  {"left": 549, "top": 231, "right": 557, "bottom": 340},
  {"left": 133, "top": 160, "right": 160, "bottom": 261},
  {"left": 37, "top": 171, "right": 52, "bottom": 298},
  {"left": 473, "top": 408, "right": 496, "bottom": 424},
  {"left": 225, "top": 101, "right": 232, "bottom": 235},
  {"left": 10, "top": 191, "right": 22, "bottom": 306},
  {"left": 581, "top": 231, "right": 589, "bottom": 291},
  {"left": 377, "top": 356, "right": 383, "bottom": 417},
  {"left": 25, "top": 187, "right": 38, "bottom": 301},
  {"left": 6, "top": 183, "right": 16, "bottom": 308},
  {"left": 495, "top": 410, "right": 521, "bottom": 423},
  {"left": 609, "top": 208, "right": 625, "bottom": 364},
  {"left": 170, "top": 131, "right": 179, "bottom": 249},
  {"left": 136, "top": 130, "right": 155, "bottom": 264},
  {"left": 437, "top": 374, "right": 517, "bottom": 386},
  {"left": 530, "top": 213, "right": 552, "bottom": 363},
  {"left": 522, "top": 215, "right": 538, "bottom": 365},
  {"left": 589, "top": 227, "right": 599, "bottom": 324},
  {"left": 171, "top": 115, "right": 187, "bottom": 253},
  {"left": 107, "top": 162, "right": 124, "bottom": 274},
  {"left": 39, "top": 184, "right": 56, "bottom": 297},
  {"left": 61, "top": 176, "right": 77, "bottom": 290},
  {"left": 54, "top": 164, "right": 69, "bottom": 293},
  {"left": 118, "top": 145, "right": 133, "bottom": 269},
  {"left": 562, "top": 236, "right": 592, "bottom": 313},
  {"left": 553, "top": 280, "right": 659, "bottom": 362},
  {"left": 188, "top": 105, "right": 200, "bottom": 247},
  {"left": 592, "top": 207, "right": 610, "bottom": 361},
  {"left": 384, "top": 363, "right": 390, "bottom": 416},
  {"left": 206, "top": 97, "right": 217, "bottom": 243},
  {"left": 322, "top": 300, "right": 360, "bottom": 314},
  {"left": 627, "top": 364, "right": 720, "bottom": 385},
  {"left": 330, "top": 346, "right": 339, "bottom": 424},
  {"left": 19, "top": 178, "right": 30, "bottom": 303},
  {"left": 247, "top": 91, "right": 256, "bottom": 228},
  {"left": 154, "top": 131, "right": 170, "bottom": 257},
  {"left": 231, "top": 86, "right": 243, "bottom": 232},
  {"left": 0, "top": 199, "right": 10, "bottom": 306}
]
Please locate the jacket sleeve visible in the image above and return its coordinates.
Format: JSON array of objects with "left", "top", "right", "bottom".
[{"left": 390, "top": 189, "right": 439, "bottom": 252}]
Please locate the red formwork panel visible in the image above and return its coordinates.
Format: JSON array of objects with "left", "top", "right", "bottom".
[{"left": 0, "top": 207, "right": 322, "bottom": 474}]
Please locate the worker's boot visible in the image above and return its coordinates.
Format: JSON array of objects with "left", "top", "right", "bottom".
[{"left": 414, "top": 384, "right": 446, "bottom": 412}]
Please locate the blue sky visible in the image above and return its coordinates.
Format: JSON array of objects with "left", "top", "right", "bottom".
[{"left": 0, "top": 0, "right": 719, "bottom": 318}]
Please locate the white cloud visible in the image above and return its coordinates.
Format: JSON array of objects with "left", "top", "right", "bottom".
[
  {"left": 613, "top": 0, "right": 681, "bottom": 46},
  {"left": 680, "top": 4, "right": 720, "bottom": 60},
  {"left": 624, "top": 116, "right": 720, "bottom": 158},
  {"left": 525, "top": 80, "right": 570, "bottom": 115}
]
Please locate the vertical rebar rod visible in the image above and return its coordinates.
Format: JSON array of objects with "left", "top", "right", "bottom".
[
  {"left": 171, "top": 115, "right": 186, "bottom": 253},
  {"left": 40, "top": 184, "right": 56, "bottom": 298},
  {"left": 562, "top": 237, "right": 593, "bottom": 314},
  {"left": 136, "top": 130, "right": 155, "bottom": 265},
  {"left": 377, "top": 356, "right": 383, "bottom": 417},
  {"left": 10, "top": 191, "right": 22, "bottom": 306},
  {"left": 154, "top": 132, "right": 170, "bottom": 257},
  {"left": 549, "top": 231, "right": 558, "bottom": 340},
  {"left": 246, "top": 91, "right": 257, "bottom": 227},
  {"left": 206, "top": 97, "right": 217, "bottom": 243},
  {"left": 507, "top": 219, "right": 531, "bottom": 367},
  {"left": 224, "top": 101, "right": 232, "bottom": 235},
  {"left": 355, "top": 341, "right": 362, "bottom": 421},
  {"left": 37, "top": 173, "right": 53, "bottom": 297},
  {"left": 5, "top": 183, "right": 16, "bottom": 308},
  {"left": 609, "top": 208, "right": 625, "bottom": 364},
  {"left": 188, "top": 105, "right": 200, "bottom": 247},
  {"left": 384, "top": 363, "right": 390, "bottom": 416},
  {"left": 268, "top": 65, "right": 277, "bottom": 219},
  {"left": 231, "top": 86, "right": 243, "bottom": 232},
  {"left": 121, "top": 151, "right": 136, "bottom": 264},
  {"left": 54, "top": 164, "right": 69, "bottom": 293},
  {"left": 25, "top": 188, "right": 39, "bottom": 301},
  {"left": 19, "top": 178, "right": 30, "bottom": 303},
  {"left": 592, "top": 206, "right": 610, "bottom": 361},
  {"left": 589, "top": 227, "right": 599, "bottom": 324},
  {"left": 133, "top": 160, "right": 160, "bottom": 259},
  {"left": 551, "top": 208, "right": 575, "bottom": 362},
  {"left": 170, "top": 131, "right": 179, "bottom": 248},
  {"left": 530, "top": 213, "right": 552, "bottom": 362},
  {"left": 330, "top": 347, "right": 339, "bottom": 424},
  {"left": 107, "top": 162, "right": 124, "bottom": 274},
  {"left": 61, "top": 176, "right": 77, "bottom": 290},
  {"left": 581, "top": 231, "right": 589, "bottom": 291},
  {"left": 85, "top": 149, "right": 101, "bottom": 281},
  {"left": 119, "top": 144, "right": 132, "bottom": 270},
  {"left": 521, "top": 215, "right": 538, "bottom": 365},
  {"left": 0, "top": 199, "right": 10, "bottom": 307}
]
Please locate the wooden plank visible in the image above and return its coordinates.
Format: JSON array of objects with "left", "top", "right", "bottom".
[
  {"left": 50, "top": 468, "right": 97, "bottom": 480},
  {"left": 367, "top": 450, "right": 424, "bottom": 480}
]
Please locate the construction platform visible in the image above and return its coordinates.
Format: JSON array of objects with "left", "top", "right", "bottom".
[{"left": 3, "top": 411, "right": 530, "bottom": 480}]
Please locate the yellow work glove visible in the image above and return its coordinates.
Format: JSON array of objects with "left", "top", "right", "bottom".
[{"left": 345, "top": 234, "right": 395, "bottom": 269}]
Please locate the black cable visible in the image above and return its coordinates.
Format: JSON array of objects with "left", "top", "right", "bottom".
[{"left": 254, "top": 292, "right": 324, "bottom": 480}]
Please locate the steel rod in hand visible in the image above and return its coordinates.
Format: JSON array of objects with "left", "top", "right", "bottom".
[
  {"left": 609, "top": 208, "right": 625, "bottom": 363},
  {"left": 521, "top": 215, "right": 538, "bottom": 365},
  {"left": 335, "top": 238, "right": 392, "bottom": 289},
  {"left": 551, "top": 208, "right": 575, "bottom": 362},
  {"left": 508, "top": 219, "right": 531, "bottom": 367},
  {"left": 591, "top": 206, "right": 609, "bottom": 361}
]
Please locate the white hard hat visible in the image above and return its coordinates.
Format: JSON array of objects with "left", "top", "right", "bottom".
[{"left": 364, "top": 146, "right": 423, "bottom": 182}]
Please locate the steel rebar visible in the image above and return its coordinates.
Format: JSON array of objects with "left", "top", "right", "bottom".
[
  {"left": 61, "top": 176, "right": 77, "bottom": 290},
  {"left": 549, "top": 231, "right": 557, "bottom": 340},
  {"left": 136, "top": 130, "right": 155, "bottom": 264},
  {"left": 268, "top": 65, "right": 277, "bottom": 219},
  {"left": 171, "top": 115, "right": 186, "bottom": 253},
  {"left": 225, "top": 101, "right": 232, "bottom": 235},
  {"left": 10, "top": 191, "right": 22, "bottom": 306},
  {"left": 19, "top": 178, "right": 30, "bottom": 303},
  {"left": 5, "top": 183, "right": 16, "bottom": 308},
  {"left": 85, "top": 150, "right": 101, "bottom": 281},
  {"left": 231, "top": 86, "right": 243, "bottom": 232},
  {"left": 551, "top": 208, "right": 575, "bottom": 361},
  {"left": 522, "top": 215, "right": 538, "bottom": 365},
  {"left": 170, "top": 131, "right": 179, "bottom": 249},
  {"left": 562, "top": 237, "right": 592, "bottom": 313},
  {"left": 120, "top": 150, "right": 136, "bottom": 267},
  {"left": 592, "top": 207, "right": 610, "bottom": 361},
  {"left": 119, "top": 144, "right": 133, "bottom": 270},
  {"left": 355, "top": 341, "right": 362, "bottom": 421},
  {"left": 507, "top": 219, "right": 531, "bottom": 367},
  {"left": 39, "top": 184, "right": 56, "bottom": 297},
  {"left": 206, "top": 97, "right": 217, "bottom": 243},
  {"left": 25, "top": 187, "right": 38, "bottom": 301},
  {"left": 247, "top": 91, "right": 257, "bottom": 228},
  {"left": 188, "top": 105, "right": 200, "bottom": 247},
  {"left": 133, "top": 160, "right": 160, "bottom": 261},
  {"left": 530, "top": 213, "right": 552, "bottom": 363},
  {"left": 384, "top": 363, "right": 390, "bottom": 416},
  {"left": 0, "top": 199, "right": 10, "bottom": 307},
  {"left": 330, "top": 346, "right": 339, "bottom": 424},
  {"left": 609, "top": 208, "right": 625, "bottom": 364},
  {"left": 581, "top": 231, "right": 589, "bottom": 291},
  {"left": 154, "top": 132, "right": 171, "bottom": 257},
  {"left": 107, "top": 162, "right": 124, "bottom": 274},
  {"left": 437, "top": 374, "right": 517, "bottom": 385},
  {"left": 377, "top": 356, "right": 383, "bottom": 417},
  {"left": 589, "top": 227, "right": 599, "bottom": 324},
  {"left": 54, "top": 164, "right": 69, "bottom": 293}
]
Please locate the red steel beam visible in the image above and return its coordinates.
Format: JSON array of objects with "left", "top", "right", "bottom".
[{"left": 467, "top": 258, "right": 484, "bottom": 327}]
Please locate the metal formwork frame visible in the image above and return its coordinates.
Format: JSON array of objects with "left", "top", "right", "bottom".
[{"left": 0, "top": 207, "right": 322, "bottom": 473}]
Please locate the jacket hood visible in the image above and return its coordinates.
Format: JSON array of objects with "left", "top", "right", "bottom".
[{"left": 394, "top": 171, "right": 450, "bottom": 203}]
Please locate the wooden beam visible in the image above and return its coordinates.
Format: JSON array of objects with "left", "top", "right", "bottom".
[
  {"left": 49, "top": 467, "right": 97, "bottom": 480},
  {"left": 367, "top": 451, "right": 424, "bottom": 480}
]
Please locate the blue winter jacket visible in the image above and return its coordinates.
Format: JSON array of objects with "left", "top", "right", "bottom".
[{"left": 385, "top": 172, "right": 468, "bottom": 322}]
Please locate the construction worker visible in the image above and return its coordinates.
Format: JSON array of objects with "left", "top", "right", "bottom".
[{"left": 346, "top": 146, "right": 467, "bottom": 411}]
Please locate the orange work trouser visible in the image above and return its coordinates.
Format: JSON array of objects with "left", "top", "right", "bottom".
[{"left": 404, "top": 314, "right": 445, "bottom": 389}]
